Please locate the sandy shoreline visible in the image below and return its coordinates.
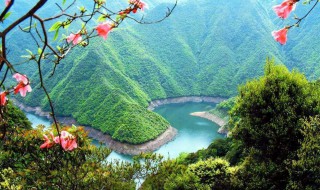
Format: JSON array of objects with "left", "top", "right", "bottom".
[{"left": 190, "top": 111, "right": 228, "bottom": 135}]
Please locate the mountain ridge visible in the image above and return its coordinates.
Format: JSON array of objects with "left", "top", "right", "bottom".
[{"left": 8, "top": 0, "right": 320, "bottom": 144}]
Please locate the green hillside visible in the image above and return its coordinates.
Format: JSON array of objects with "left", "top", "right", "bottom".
[{"left": 8, "top": 0, "right": 320, "bottom": 144}]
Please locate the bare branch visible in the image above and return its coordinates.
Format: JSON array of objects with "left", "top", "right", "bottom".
[{"left": 33, "top": 14, "right": 60, "bottom": 136}]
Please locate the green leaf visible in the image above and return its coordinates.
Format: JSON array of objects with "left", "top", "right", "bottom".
[
  {"left": 64, "top": 23, "right": 71, "bottom": 29},
  {"left": 97, "top": 15, "right": 106, "bottom": 22},
  {"left": 81, "top": 22, "right": 86, "bottom": 29},
  {"left": 53, "top": 29, "right": 59, "bottom": 41},
  {"left": 49, "top": 21, "right": 62, "bottom": 32},
  {"left": 38, "top": 48, "right": 42, "bottom": 55},
  {"left": 62, "top": 0, "right": 66, "bottom": 5},
  {"left": 302, "top": 0, "right": 311, "bottom": 5},
  {"left": 78, "top": 6, "right": 86, "bottom": 13},
  {"left": 22, "top": 26, "right": 31, "bottom": 31},
  {"left": 3, "top": 12, "right": 11, "bottom": 20},
  {"left": 26, "top": 49, "right": 33, "bottom": 55}
]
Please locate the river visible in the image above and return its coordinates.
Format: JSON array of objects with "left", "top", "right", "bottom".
[
  {"left": 26, "top": 112, "right": 51, "bottom": 128},
  {"left": 26, "top": 102, "right": 223, "bottom": 162}
]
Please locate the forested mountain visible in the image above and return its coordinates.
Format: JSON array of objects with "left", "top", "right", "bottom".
[{"left": 7, "top": 0, "right": 320, "bottom": 143}]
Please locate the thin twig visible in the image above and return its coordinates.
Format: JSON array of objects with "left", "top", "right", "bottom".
[
  {"left": 289, "top": 0, "right": 319, "bottom": 28},
  {"left": 33, "top": 14, "right": 60, "bottom": 136}
]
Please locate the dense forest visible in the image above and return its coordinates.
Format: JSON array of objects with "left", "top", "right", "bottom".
[
  {"left": 4, "top": 0, "right": 320, "bottom": 144},
  {"left": 2, "top": 60, "right": 319, "bottom": 189},
  {"left": 1, "top": 0, "right": 320, "bottom": 189},
  {"left": 0, "top": 0, "right": 303, "bottom": 143}
]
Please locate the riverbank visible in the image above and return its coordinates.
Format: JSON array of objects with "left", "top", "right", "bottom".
[
  {"left": 85, "top": 126, "right": 177, "bottom": 155},
  {"left": 12, "top": 99, "right": 52, "bottom": 119},
  {"left": 148, "top": 96, "right": 226, "bottom": 110},
  {"left": 190, "top": 112, "right": 228, "bottom": 135},
  {"left": 13, "top": 96, "right": 226, "bottom": 154},
  {"left": 12, "top": 99, "right": 178, "bottom": 155}
]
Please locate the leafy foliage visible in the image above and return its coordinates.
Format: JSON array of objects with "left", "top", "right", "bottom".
[
  {"left": 2, "top": 101, "right": 31, "bottom": 130},
  {"left": 188, "top": 158, "right": 236, "bottom": 189},
  {"left": 287, "top": 116, "right": 320, "bottom": 189},
  {"left": 7, "top": 0, "right": 320, "bottom": 146},
  {"left": 0, "top": 122, "right": 163, "bottom": 189},
  {"left": 209, "top": 97, "right": 236, "bottom": 123},
  {"left": 2, "top": 61, "right": 320, "bottom": 190},
  {"left": 2, "top": 1, "right": 320, "bottom": 189},
  {"left": 231, "top": 60, "right": 320, "bottom": 162},
  {"left": 227, "top": 60, "right": 320, "bottom": 189}
]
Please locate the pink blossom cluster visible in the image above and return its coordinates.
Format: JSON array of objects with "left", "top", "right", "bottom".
[
  {"left": 66, "top": 0, "right": 148, "bottom": 44},
  {"left": 273, "top": 0, "right": 298, "bottom": 19},
  {"left": 272, "top": 0, "right": 299, "bottom": 45},
  {"left": 66, "top": 23, "right": 113, "bottom": 44},
  {"left": 67, "top": 32, "right": 82, "bottom": 45},
  {"left": 0, "top": 73, "right": 32, "bottom": 106},
  {"left": 40, "top": 131, "right": 78, "bottom": 151},
  {"left": 129, "top": 0, "right": 148, "bottom": 13},
  {"left": 96, "top": 22, "right": 113, "bottom": 40}
]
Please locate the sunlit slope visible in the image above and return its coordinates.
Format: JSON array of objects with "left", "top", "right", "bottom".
[{"left": 13, "top": 0, "right": 320, "bottom": 144}]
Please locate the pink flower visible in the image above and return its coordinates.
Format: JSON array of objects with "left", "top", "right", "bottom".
[
  {"left": 13, "top": 73, "right": 32, "bottom": 97},
  {"left": 96, "top": 22, "right": 113, "bottom": 40},
  {"left": 129, "top": 0, "right": 148, "bottom": 13},
  {"left": 5, "top": 0, "right": 10, "bottom": 7},
  {"left": 13, "top": 73, "right": 28, "bottom": 84},
  {"left": 137, "top": 0, "right": 148, "bottom": 11},
  {"left": 54, "top": 131, "right": 78, "bottom": 151},
  {"left": 14, "top": 82, "right": 32, "bottom": 97},
  {"left": 66, "top": 32, "right": 82, "bottom": 45},
  {"left": 273, "top": 0, "right": 298, "bottom": 19},
  {"left": 61, "top": 138, "right": 77, "bottom": 151},
  {"left": 0, "top": 92, "right": 8, "bottom": 106},
  {"left": 272, "top": 28, "right": 289, "bottom": 45},
  {"left": 40, "top": 131, "right": 77, "bottom": 151},
  {"left": 40, "top": 132, "right": 55, "bottom": 149}
]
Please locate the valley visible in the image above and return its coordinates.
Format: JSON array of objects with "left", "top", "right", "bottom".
[
  {"left": 26, "top": 101, "right": 224, "bottom": 161},
  {"left": 7, "top": 0, "right": 320, "bottom": 146},
  {"left": 2, "top": 0, "right": 320, "bottom": 189}
]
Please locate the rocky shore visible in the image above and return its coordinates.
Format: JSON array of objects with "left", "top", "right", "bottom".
[
  {"left": 12, "top": 99, "right": 52, "bottom": 119},
  {"left": 190, "top": 111, "right": 228, "bottom": 135},
  {"left": 148, "top": 96, "right": 226, "bottom": 110},
  {"left": 12, "top": 99, "right": 178, "bottom": 155},
  {"left": 85, "top": 126, "right": 177, "bottom": 155},
  {"left": 13, "top": 96, "right": 226, "bottom": 155}
]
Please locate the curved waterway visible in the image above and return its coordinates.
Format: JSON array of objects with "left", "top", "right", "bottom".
[{"left": 26, "top": 102, "right": 223, "bottom": 162}]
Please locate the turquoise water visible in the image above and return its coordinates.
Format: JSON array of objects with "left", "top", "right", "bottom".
[
  {"left": 154, "top": 102, "right": 223, "bottom": 158},
  {"left": 106, "top": 102, "right": 223, "bottom": 161},
  {"left": 26, "top": 102, "right": 223, "bottom": 161},
  {"left": 25, "top": 112, "right": 51, "bottom": 128}
]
